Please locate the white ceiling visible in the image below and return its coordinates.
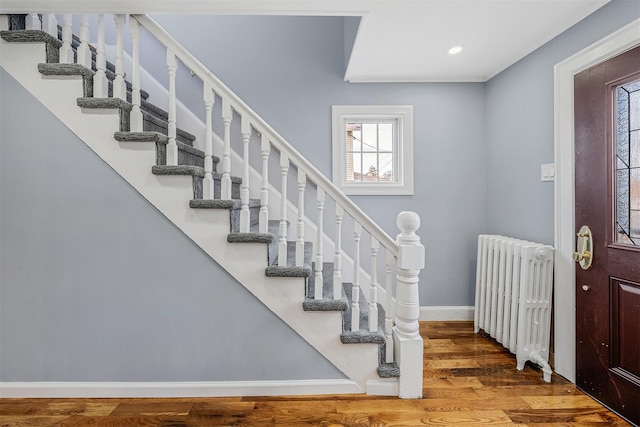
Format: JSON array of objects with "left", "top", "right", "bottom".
[{"left": 1, "top": 0, "right": 612, "bottom": 82}]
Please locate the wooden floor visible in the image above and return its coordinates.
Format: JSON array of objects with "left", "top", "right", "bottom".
[{"left": 0, "top": 321, "right": 630, "bottom": 426}]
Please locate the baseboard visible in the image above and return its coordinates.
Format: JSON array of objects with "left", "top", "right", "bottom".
[
  {"left": 420, "top": 306, "right": 474, "bottom": 321},
  {"left": 0, "top": 379, "right": 363, "bottom": 398}
]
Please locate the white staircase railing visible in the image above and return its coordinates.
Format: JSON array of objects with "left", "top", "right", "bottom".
[{"left": 1, "top": 12, "right": 425, "bottom": 398}]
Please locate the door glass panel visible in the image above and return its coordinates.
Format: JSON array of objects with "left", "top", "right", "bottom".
[{"left": 615, "top": 79, "right": 640, "bottom": 245}]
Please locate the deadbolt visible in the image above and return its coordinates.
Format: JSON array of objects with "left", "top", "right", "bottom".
[
  {"left": 574, "top": 225, "right": 593, "bottom": 270},
  {"left": 582, "top": 284, "right": 590, "bottom": 291}
]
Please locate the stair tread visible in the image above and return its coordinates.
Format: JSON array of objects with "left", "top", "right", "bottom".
[
  {"left": 38, "top": 62, "right": 94, "bottom": 77},
  {"left": 0, "top": 29, "right": 61, "bottom": 48},
  {"left": 190, "top": 199, "right": 237, "bottom": 209},
  {"left": 302, "top": 299, "right": 349, "bottom": 312},
  {"left": 377, "top": 362, "right": 400, "bottom": 378},
  {"left": 227, "top": 232, "right": 274, "bottom": 244},
  {"left": 152, "top": 165, "right": 204, "bottom": 177},
  {"left": 340, "top": 330, "right": 386, "bottom": 344},
  {"left": 77, "top": 97, "right": 132, "bottom": 111},
  {"left": 265, "top": 266, "right": 312, "bottom": 278},
  {"left": 114, "top": 131, "right": 169, "bottom": 143}
]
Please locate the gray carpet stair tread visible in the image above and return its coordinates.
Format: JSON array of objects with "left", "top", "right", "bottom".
[
  {"left": 340, "top": 330, "right": 386, "bottom": 344},
  {"left": 77, "top": 97, "right": 132, "bottom": 111},
  {"left": 378, "top": 362, "right": 400, "bottom": 378},
  {"left": 302, "top": 299, "right": 348, "bottom": 311},
  {"left": 38, "top": 62, "right": 94, "bottom": 77},
  {"left": 152, "top": 165, "right": 204, "bottom": 177},
  {"left": 227, "top": 233, "right": 274, "bottom": 244},
  {"left": 0, "top": 29, "right": 61, "bottom": 47},
  {"left": 189, "top": 199, "right": 237, "bottom": 209},
  {"left": 114, "top": 131, "right": 168, "bottom": 143},
  {"left": 265, "top": 266, "right": 312, "bottom": 278}
]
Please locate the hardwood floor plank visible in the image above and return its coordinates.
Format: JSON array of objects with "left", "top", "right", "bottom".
[
  {"left": 505, "top": 407, "right": 629, "bottom": 424},
  {"left": 109, "top": 401, "right": 193, "bottom": 415},
  {"left": 521, "top": 395, "right": 605, "bottom": 410}
]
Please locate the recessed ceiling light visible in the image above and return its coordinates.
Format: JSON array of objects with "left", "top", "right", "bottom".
[{"left": 448, "top": 45, "right": 464, "bottom": 55}]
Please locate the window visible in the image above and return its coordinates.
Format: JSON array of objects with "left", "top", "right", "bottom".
[{"left": 332, "top": 105, "right": 413, "bottom": 195}]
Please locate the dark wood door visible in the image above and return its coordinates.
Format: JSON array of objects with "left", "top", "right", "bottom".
[{"left": 574, "top": 45, "right": 640, "bottom": 426}]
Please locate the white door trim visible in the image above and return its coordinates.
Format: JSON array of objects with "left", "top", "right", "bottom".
[{"left": 553, "top": 18, "right": 640, "bottom": 383}]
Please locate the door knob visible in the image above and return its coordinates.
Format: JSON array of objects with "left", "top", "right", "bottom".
[{"left": 574, "top": 225, "right": 593, "bottom": 270}]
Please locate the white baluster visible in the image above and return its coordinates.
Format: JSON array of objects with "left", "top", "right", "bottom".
[
  {"left": 333, "top": 205, "right": 344, "bottom": 300},
  {"left": 295, "top": 170, "right": 306, "bottom": 267},
  {"left": 0, "top": 15, "right": 8, "bottom": 31},
  {"left": 240, "top": 117, "right": 251, "bottom": 233},
  {"left": 394, "top": 211, "right": 425, "bottom": 399},
  {"left": 59, "top": 14, "right": 73, "bottom": 64},
  {"left": 203, "top": 83, "right": 215, "bottom": 199},
  {"left": 278, "top": 154, "right": 289, "bottom": 267},
  {"left": 351, "top": 221, "right": 362, "bottom": 332},
  {"left": 259, "top": 135, "right": 270, "bottom": 233},
  {"left": 42, "top": 13, "right": 58, "bottom": 37},
  {"left": 385, "top": 250, "right": 395, "bottom": 363},
  {"left": 166, "top": 49, "right": 178, "bottom": 165},
  {"left": 129, "top": 17, "right": 143, "bottom": 131},
  {"left": 314, "top": 188, "right": 325, "bottom": 300},
  {"left": 369, "top": 237, "right": 379, "bottom": 332},
  {"left": 76, "top": 15, "right": 91, "bottom": 68},
  {"left": 25, "top": 13, "right": 40, "bottom": 30},
  {"left": 93, "top": 14, "right": 108, "bottom": 98},
  {"left": 221, "top": 99, "right": 232, "bottom": 199},
  {"left": 113, "top": 14, "right": 127, "bottom": 100}
]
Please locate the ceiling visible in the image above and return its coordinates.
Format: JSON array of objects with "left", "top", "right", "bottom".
[{"left": 0, "top": 0, "right": 612, "bottom": 82}]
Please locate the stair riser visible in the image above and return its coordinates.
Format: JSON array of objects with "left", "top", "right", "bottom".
[{"left": 143, "top": 115, "right": 195, "bottom": 146}]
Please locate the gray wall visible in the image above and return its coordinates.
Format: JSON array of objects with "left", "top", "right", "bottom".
[
  {"left": 151, "top": 15, "right": 488, "bottom": 307},
  {"left": 485, "top": 0, "right": 640, "bottom": 244},
  {"left": 0, "top": 69, "right": 345, "bottom": 382}
]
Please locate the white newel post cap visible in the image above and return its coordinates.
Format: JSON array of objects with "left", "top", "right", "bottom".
[{"left": 396, "top": 211, "right": 425, "bottom": 270}]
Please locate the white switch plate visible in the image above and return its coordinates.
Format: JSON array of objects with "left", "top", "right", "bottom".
[{"left": 541, "top": 163, "right": 555, "bottom": 182}]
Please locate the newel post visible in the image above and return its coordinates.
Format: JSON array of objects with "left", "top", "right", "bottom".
[{"left": 394, "top": 211, "right": 425, "bottom": 399}]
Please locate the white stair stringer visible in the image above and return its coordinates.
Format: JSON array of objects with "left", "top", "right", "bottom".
[{"left": 0, "top": 38, "right": 391, "bottom": 395}]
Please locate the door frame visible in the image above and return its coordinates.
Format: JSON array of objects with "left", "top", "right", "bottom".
[{"left": 553, "top": 18, "right": 640, "bottom": 384}]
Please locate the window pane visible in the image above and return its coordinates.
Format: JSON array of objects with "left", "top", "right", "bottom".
[
  {"left": 347, "top": 122, "right": 362, "bottom": 152},
  {"left": 615, "top": 79, "right": 639, "bottom": 246},
  {"left": 379, "top": 152, "right": 394, "bottom": 182},
  {"left": 362, "top": 124, "right": 378, "bottom": 152},
  {"left": 617, "top": 87, "right": 629, "bottom": 165},
  {"left": 630, "top": 89, "right": 640, "bottom": 131},
  {"left": 631, "top": 130, "right": 639, "bottom": 168},
  {"left": 362, "top": 153, "right": 378, "bottom": 181},
  {"left": 379, "top": 123, "right": 394, "bottom": 151},
  {"left": 346, "top": 151, "right": 354, "bottom": 182},
  {"left": 351, "top": 152, "right": 362, "bottom": 182},
  {"left": 631, "top": 167, "right": 640, "bottom": 211}
]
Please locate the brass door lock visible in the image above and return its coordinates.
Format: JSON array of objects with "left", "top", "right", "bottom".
[{"left": 573, "top": 225, "right": 593, "bottom": 270}]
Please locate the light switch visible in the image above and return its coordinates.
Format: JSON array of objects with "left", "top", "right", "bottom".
[{"left": 541, "top": 163, "right": 555, "bottom": 182}]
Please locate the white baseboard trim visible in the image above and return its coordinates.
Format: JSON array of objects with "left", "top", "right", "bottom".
[
  {"left": 420, "top": 306, "right": 474, "bottom": 321},
  {"left": 0, "top": 379, "right": 363, "bottom": 398}
]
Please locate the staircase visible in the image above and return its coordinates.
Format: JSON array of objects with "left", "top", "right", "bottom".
[{"left": 0, "top": 12, "right": 425, "bottom": 398}]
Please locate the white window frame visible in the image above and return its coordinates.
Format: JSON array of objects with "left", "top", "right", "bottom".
[{"left": 332, "top": 105, "right": 414, "bottom": 195}]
